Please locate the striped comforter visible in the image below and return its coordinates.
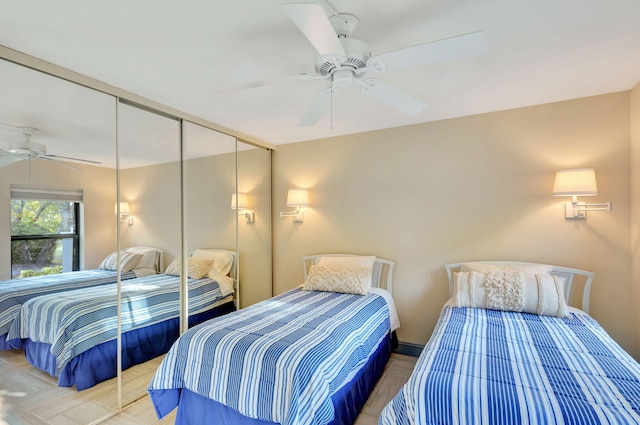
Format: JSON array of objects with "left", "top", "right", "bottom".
[
  {"left": 7, "top": 274, "right": 226, "bottom": 374},
  {"left": 148, "top": 288, "right": 394, "bottom": 425},
  {"left": 380, "top": 306, "right": 640, "bottom": 425},
  {"left": 0, "top": 269, "right": 135, "bottom": 337}
]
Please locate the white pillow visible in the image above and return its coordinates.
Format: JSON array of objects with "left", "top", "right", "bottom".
[
  {"left": 99, "top": 251, "right": 142, "bottom": 273},
  {"left": 302, "top": 264, "right": 373, "bottom": 295},
  {"left": 191, "top": 249, "right": 234, "bottom": 276},
  {"left": 451, "top": 271, "right": 569, "bottom": 317},
  {"left": 164, "top": 257, "right": 213, "bottom": 279},
  {"left": 124, "top": 247, "right": 159, "bottom": 271}
]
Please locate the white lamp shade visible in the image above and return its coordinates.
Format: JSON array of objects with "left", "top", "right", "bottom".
[
  {"left": 114, "top": 202, "right": 130, "bottom": 215},
  {"left": 552, "top": 168, "right": 598, "bottom": 196},
  {"left": 286, "top": 189, "right": 309, "bottom": 207},
  {"left": 231, "top": 193, "right": 249, "bottom": 210}
]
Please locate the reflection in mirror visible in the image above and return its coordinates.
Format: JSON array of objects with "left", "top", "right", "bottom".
[
  {"left": 0, "top": 58, "right": 120, "bottom": 422},
  {"left": 237, "top": 141, "right": 272, "bottom": 307},
  {"left": 183, "top": 121, "right": 238, "bottom": 315},
  {"left": 116, "top": 101, "right": 182, "bottom": 407}
]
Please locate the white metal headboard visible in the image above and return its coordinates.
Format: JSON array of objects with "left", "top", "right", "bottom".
[
  {"left": 444, "top": 261, "right": 595, "bottom": 314},
  {"left": 302, "top": 254, "right": 395, "bottom": 294}
]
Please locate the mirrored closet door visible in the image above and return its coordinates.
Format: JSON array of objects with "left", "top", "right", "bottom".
[
  {"left": 115, "top": 100, "right": 182, "bottom": 407},
  {"left": 0, "top": 57, "right": 120, "bottom": 423}
]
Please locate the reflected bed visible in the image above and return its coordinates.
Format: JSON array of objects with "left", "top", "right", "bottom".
[
  {"left": 7, "top": 249, "right": 236, "bottom": 390},
  {"left": 0, "top": 246, "right": 163, "bottom": 350}
]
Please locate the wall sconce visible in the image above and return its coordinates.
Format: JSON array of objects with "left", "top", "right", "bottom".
[
  {"left": 114, "top": 202, "right": 133, "bottom": 225},
  {"left": 231, "top": 192, "right": 254, "bottom": 223},
  {"left": 552, "top": 168, "right": 612, "bottom": 219},
  {"left": 280, "top": 189, "right": 309, "bottom": 223}
]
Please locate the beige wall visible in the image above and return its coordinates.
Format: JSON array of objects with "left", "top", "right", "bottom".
[
  {"left": 631, "top": 82, "right": 640, "bottom": 356},
  {"left": 0, "top": 160, "right": 117, "bottom": 279},
  {"left": 273, "top": 92, "right": 636, "bottom": 357}
]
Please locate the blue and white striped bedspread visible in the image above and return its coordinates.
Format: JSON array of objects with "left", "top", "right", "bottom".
[
  {"left": 380, "top": 306, "right": 640, "bottom": 425},
  {"left": 7, "top": 274, "right": 225, "bottom": 374},
  {"left": 0, "top": 269, "right": 135, "bottom": 336},
  {"left": 148, "top": 288, "right": 393, "bottom": 425}
]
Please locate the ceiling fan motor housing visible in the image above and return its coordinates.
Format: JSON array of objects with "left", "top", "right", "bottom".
[{"left": 315, "top": 37, "right": 371, "bottom": 76}]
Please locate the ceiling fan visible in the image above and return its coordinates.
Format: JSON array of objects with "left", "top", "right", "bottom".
[
  {"left": 221, "top": 2, "right": 488, "bottom": 126},
  {"left": 0, "top": 125, "right": 102, "bottom": 169}
]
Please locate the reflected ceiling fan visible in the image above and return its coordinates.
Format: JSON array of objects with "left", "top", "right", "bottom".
[
  {"left": 222, "top": 2, "right": 488, "bottom": 126},
  {"left": 0, "top": 125, "right": 102, "bottom": 169}
]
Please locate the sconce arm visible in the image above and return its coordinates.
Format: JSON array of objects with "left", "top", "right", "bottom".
[{"left": 573, "top": 202, "right": 612, "bottom": 212}]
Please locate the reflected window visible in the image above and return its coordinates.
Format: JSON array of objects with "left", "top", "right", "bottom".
[{"left": 9, "top": 186, "right": 82, "bottom": 279}]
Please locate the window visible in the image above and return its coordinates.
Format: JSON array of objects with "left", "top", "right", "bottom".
[{"left": 10, "top": 186, "right": 82, "bottom": 279}]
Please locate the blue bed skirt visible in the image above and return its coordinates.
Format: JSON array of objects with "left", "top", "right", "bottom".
[
  {"left": 0, "top": 334, "right": 22, "bottom": 350},
  {"left": 162, "top": 331, "right": 393, "bottom": 425},
  {"left": 23, "top": 301, "right": 236, "bottom": 390}
]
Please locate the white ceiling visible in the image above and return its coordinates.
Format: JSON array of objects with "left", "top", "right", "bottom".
[{"left": 0, "top": 0, "right": 639, "bottom": 165}]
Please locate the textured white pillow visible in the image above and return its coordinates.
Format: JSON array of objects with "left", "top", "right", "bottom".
[
  {"left": 191, "top": 249, "right": 234, "bottom": 276},
  {"left": 451, "top": 271, "right": 569, "bottom": 317},
  {"left": 303, "top": 264, "right": 373, "bottom": 295},
  {"left": 124, "top": 247, "right": 159, "bottom": 271},
  {"left": 164, "top": 257, "right": 213, "bottom": 279},
  {"left": 99, "top": 251, "right": 142, "bottom": 272}
]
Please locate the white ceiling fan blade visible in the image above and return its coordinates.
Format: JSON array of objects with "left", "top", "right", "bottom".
[
  {"left": 45, "top": 154, "right": 102, "bottom": 164},
  {"left": 371, "top": 31, "right": 488, "bottom": 72},
  {"left": 38, "top": 156, "right": 84, "bottom": 170},
  {"left": 299, "top": 88, "right": 332, "bottom": 126},
  {"left": 282, "top": 2, "right": 346, "bottom": 58},
  {"left": 360, "top": 79, "right": 427, "bottom": 116}
]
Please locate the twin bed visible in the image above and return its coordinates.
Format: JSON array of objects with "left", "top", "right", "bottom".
[
  {"left": 148, "top": 254, "right": 399, "bottom": 425},
  {"left": 380, "top": 261, "right": 640, "bottom": 424},
  {"left": 3, "top": 247, "right": 237, "bottom": 390}
]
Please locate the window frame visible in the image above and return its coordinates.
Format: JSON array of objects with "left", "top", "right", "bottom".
[{"left": 9, "top": 186, "right": 83, "bottom": 278}]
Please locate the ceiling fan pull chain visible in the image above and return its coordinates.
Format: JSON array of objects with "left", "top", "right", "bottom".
[{"left": 330, "top": 81, "right": 334, "bottom": 130}]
